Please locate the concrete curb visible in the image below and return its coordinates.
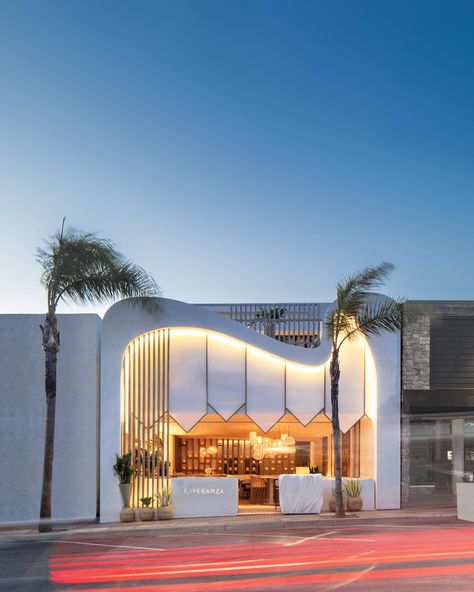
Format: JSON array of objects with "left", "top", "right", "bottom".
[{"left": 0, "top": 509, "right": 458, "bottom": 544}]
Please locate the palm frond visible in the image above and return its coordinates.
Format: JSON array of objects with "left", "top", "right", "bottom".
[
  {"left": 336, "top": 263, "right": 394, "bottom": 316},
  {"left": 325, "top": 309, "right": 354, "bottom": 345},
  {"left": 37, "top": 225, "right": 160, "bottom": 310},
  {"left": 325, "top": 263, "right": 395, "bottom": 342},
  {"left": 345, "top": 297, "right": 404, "bottom": 342}
]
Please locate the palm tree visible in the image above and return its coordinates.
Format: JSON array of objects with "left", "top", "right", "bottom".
[
  {"left": 36, "top": 220, "right": 160, "bottom": 532},
  {"left": 250, "top": 306, "right": 287, "bottom": 338},
  {"left": 325, "top": 263, "right": 403, "bottom": 517}
]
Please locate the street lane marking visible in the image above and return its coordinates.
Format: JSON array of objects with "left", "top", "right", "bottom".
[
  {"left": 284, "top": 531, "right": 338, "bottom": 546},
  {"left": 53, "top": 540, "right": 165, "bottom": 551},
  {"left": 323, "top": 564, "right": 376, "bottom": 590}
]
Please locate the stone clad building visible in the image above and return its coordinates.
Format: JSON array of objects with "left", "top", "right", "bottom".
[{"left": 402, "top": 301, "right": 474, "bottom": 507}]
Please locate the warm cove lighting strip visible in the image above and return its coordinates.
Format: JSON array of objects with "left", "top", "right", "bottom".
[{"left": 167, "top": 327, "right": 330, "bottom": 373}]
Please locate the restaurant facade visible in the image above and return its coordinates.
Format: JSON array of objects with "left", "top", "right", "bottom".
[
  {"left": 1, "top": 296, "right": 472, "bottom": 525},
  {"left": 100, "top": 297, "right": 399, "bottom": 522}
]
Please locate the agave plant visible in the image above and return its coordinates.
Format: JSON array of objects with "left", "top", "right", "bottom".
[
  {"left": 343, "top": 479, "right": 362, "bottom": 498},
  {"left": 155, "top": 487, "right": 172, "bottom": 508}
]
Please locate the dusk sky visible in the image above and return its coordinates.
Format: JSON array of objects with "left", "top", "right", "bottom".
[{"left": 1, "top": 1, "right": 474, "bottom": 316}]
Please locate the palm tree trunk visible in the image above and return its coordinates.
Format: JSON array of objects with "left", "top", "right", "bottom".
[
  {"left": 330, "top": 349, "right": 345, "bottom": 517},
  {"left": 39, "top": 313, "right": 60, "bottom": 532}
]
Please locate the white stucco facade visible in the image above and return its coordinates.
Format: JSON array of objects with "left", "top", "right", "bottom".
[{"left": 100, "top": 297, "right": 401, "bottom": 523}]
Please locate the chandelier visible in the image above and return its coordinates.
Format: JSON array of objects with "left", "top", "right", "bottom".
[
  {"left": 200, "top": 445, "right": 218, "bottom": 458},
  {"left": 249, "top": 431, "right": 296, "bottom": 460}
]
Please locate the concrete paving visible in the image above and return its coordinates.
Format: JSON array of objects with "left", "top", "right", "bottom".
[{"left": 0, "top": 507, "right": 458, "bottom": 542}]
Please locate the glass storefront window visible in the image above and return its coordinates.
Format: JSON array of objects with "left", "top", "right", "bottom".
[{"left": 405, "top": 417, "right": 474, "bottom": 507}]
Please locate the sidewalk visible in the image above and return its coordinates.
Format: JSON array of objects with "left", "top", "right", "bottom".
[{"left": 0, "top": 507, "right": 458, "bottom": 543}]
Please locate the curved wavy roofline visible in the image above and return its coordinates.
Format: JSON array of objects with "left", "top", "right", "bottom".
[{"left": 103, "top": 297, "right": 333, "bottom": 365}]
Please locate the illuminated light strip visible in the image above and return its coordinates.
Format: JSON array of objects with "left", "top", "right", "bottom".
[
  {"left": 170, "top": 329, "right": 207, "bottom": 338},
  {"left": 133, "top": 327, "right": 331, "bottom": 372},
  {"left": 246, "top": 344, "right": 285, "bottom": 366},
  {"left": 365, "top": 343, "right": 377, "bottom": 421},
  {"left": 207, "top": 332, "right": 245, "bottom": 349}
]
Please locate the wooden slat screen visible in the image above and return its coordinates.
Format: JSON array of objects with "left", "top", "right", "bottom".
[{"left": 121, "top": 329, "right": 170, "bottom": 508}]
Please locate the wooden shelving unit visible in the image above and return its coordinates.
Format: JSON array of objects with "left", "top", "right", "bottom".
[{"left": 174, "top": 436, "right": 302, "bottom": 475}]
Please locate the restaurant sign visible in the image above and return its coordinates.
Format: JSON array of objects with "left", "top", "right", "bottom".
[{"left": 171, "top": 477, "right": 238, "bottom": 518}]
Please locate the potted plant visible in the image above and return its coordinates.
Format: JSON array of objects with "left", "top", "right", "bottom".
[
  {"left": 155, "top": 487, "right": 173, "bottom": 520},
  {"left": 113, "top": 452, "right": 136, "bottom": 522},
  {"left": 343, "top": 479, "right": 363, "bottom": 511},
  {"left": 139, "top": 497, "right": 154, "bottom": 521}
]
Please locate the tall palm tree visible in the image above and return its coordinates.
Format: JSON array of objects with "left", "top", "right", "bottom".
[
  {"left": 325, "top": 263, "right": 403, "bottom": 517},
  {"left": 36, "top": 220, "right": 160, "bottom": 532}
]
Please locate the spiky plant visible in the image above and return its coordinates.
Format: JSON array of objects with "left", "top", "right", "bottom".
[
  {"left": 155, "top": 487, "right": 172, "bottom": 507},
  {"left": 343, "top": 478, "right": 362, "bottom": 498},
  {"left": 325, "top": 263, "right": 403, "bottom": 517},
  {"left": 36, "top": 219, "right": 160, "bottom": 532}
]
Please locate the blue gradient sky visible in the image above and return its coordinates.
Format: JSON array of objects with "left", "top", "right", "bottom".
[{"left": 1, "top": 1, "right": 474, "bottom": 315}]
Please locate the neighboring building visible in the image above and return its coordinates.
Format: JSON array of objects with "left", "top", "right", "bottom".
[
  {"left": 2, "top": 296, "right": 473, "bottom": 525},
  {"left": 402, "top": 301, "right": 474, "bottom": 508}
]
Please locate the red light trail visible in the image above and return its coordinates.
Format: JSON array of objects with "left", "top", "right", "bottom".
[{"left": 49, "top": 525, "right": 474, "bottom": 591}]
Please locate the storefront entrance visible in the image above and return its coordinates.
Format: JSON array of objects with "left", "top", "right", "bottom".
[{"left": 405, "top": 417, "right": 474, "bottom": 507}]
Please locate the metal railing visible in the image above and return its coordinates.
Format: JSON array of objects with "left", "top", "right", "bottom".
[{"left": 229, "top": 302, "right": 323, "bottom": 348}]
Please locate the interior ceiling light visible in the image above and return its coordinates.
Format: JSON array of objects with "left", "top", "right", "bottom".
[{"left": 249, "top": 431, "right": 296, "bottom": 457}]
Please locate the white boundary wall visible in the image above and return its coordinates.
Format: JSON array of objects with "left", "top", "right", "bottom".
[{"left": 0, "top": 314, "right": 100, "bottom": 525}]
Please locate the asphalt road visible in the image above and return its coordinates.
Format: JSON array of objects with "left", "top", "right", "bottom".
[{"left": 2, "top": 517, "right": 474, "bottom": 591}]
